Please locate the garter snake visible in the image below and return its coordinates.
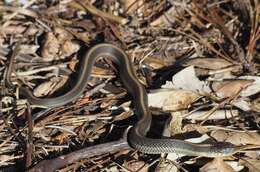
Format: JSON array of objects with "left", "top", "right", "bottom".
[{"left": 10, "top": 43, "right": 238, "bottom": 157}]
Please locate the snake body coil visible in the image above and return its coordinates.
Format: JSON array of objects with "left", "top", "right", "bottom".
[{"left": 19, "top": 43, "right": 236, "bottom": 157}]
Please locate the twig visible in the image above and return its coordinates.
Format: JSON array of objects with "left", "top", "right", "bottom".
[
  {"left": 26, "top": 103, "right": 33, "bottom": 168},
  {"left": 27, "top": 138, "right": 130, "bottom": 172}
]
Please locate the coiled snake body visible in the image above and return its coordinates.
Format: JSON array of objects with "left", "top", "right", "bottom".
[{"left": 19, "top": 43, "right": 236, "bottom": 157}]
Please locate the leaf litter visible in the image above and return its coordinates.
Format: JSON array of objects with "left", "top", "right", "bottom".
[{"left": 0, "top": 0, "right": 259, "bottom": 171}]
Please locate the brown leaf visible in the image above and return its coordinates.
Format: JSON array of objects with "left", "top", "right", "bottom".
[
  {"left": 150, "top": 6, "right": 178, "bottom": 27},
  {"left": 200, "top": 158, "right": 236, "bottom": 172},
  {"left": 185, "top": 58, "right": 232, "bottom": 70},
  {"left": 91, "top": 66, "right": 115, "bottom": 77},
  {"left": 0, "top": 154, "right": 15, "bottom": 166},
  {"left": 148, "top": 89, "right": 200, "bottom": 111},
  {"left": 41, "top": 28, "right": 79, "bottom": 61},
  {"left": 182, "top": 124, "right": 209, "bottom": 134},
  {"left": 123, "top": 159, "right": 147, "bottom": 172},
  {"left": 155, "top": 160, "right": 178, "bottom": 172},
  {"left": 186, "top": 110, "right": 239, "bottom": 120},
  {"left": 211, "top": 131, "right": 260, "bottom": 146},
  {"left": 33, "top": 76, "right": 68, "bottom": 97},
  {"left": 239, "top": 158, "right": 260, "bottom": 172},
  {"left": 41, "top": 31, "right": 60, "bottom": 61},
  {"left": 120, "top": 0, "right": 145, "bottom": 15},
  {"left": 212, "top": 80, "right": 253, "bottom": 99},
  {"left": 170, "top": 111, "right": 184, "bottom": 135},
  {"left": 68, "top": 59, "right": 78, "bottom": 72}
]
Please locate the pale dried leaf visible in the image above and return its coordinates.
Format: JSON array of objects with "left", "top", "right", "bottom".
[
  {"left": 54, "top": 27, "right": 73, "bottom": 42},
  {"left": 0, "top": 154, "right": 13, "bottom": 165},
  {"left": 232, "top": 98, "right": 252, "bottom": 111},
  {"left": 41, "top": 27, "right": 79, "bottom": 61},
  {"left": 41, "top": 32, "right": 60, "bottom": 61},
  {"left": 244, "top": 151, "right": 260, "bottom": 159},
  {"left": 150, "top": 6, "right": 178, "bottom": 27},
  {"left": 239, "top": 76, "right": 260, "bottom": 97},
  {"left": 186, "top": 134, "right": 212, "bottom": 144},
  {"left": 186, "top": 110, "right": 239, "bottom": 120},
  {"left": 148, "top": 89, "right": 200, "bottom": 111},
  {"left": 182, "top": 124, "right": 209, "bottom": 133},
  {"left": 105, "top": 165, "right": 119, "bottom": 172},
  {"left": 161, "top": 81, "right": 175, "bottom": 89},
  {"left": 33, "top": 76, "right": 68, "bottom": 97},
  {"left": 19, "top": 44, "right": 39, "bottom": 54},
  {"left": 68, "top": 59, "right": 78, "bottom": 72},
  {"left": 200, "top": 158, "right": 236, "bottom": 172},
  {"left": 120, "top": 0, "right": 144, "bottom": 14},
  {"left": 166, "top": 153, "right": 185, "bottom": 161},
  {"left": 62, "top": 39, "right": 80, "bottom": 57},
  {"left": 239, "top": 158, "right": 260, "bottom": 172},
  {"left": 113, "top": 111, "right": 133, "bottom": 121},
  {"left": 185, "top": 58, "right": 232, "bottom": 70},
  {"left": 212, "top": 80, "right": 253, "bottom": 99},
  {"left": 91, "top": 66, "right": 115, "bottom": 77},
  {"left": 171, "top": 66, "right": 211, "bottom": 95},
  {"left": 170, "top": 111, "right": 184, "bottom": 135},
  {"left": 225, "top": 161, "right": 245, "bottom": 172},
  {"left": 123, "top": 160, "right": 147, "bottom": 172},
  {"left": 155, "top": 160, "right": 178, "bottom": 172},
  {"left": 251, "top": 97, "right": 260, "bottom": 112},
  {"left": 1, "top": 24, "right": 40, "bottom": 35},
  {"left": 211, "top": 131, "right": 260, "bottom": 146},
  {"left": 143, "top": 56, "right": 168, "bottom": 69}
]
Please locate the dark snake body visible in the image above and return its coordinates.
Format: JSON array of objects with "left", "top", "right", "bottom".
[{"left": 18, "top": 43, "right": 236, "bottom": 157}]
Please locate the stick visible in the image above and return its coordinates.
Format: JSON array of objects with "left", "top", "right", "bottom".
[{"left": 28, "top": 138, "right": 130, "bottom": 172}]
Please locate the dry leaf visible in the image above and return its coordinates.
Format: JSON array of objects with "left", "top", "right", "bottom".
[
  {"left": 33, "top": 76, "right": 68, "bottom": 97},
  {"left": 123, "top": 159, "right": 147, "bottom": 172},
  {"left": 239, "top": 76, "right": 260, "bottom": 97},
  {"left": 171, "top": 66, "right": 211, "bottom": 95},
  {"left": 186, "top": 110, "right": 239, "bottom": 120},
  {"left": 232, "top": 98, "right": 252, "bottom": 111},
  {"left": 182, "top": 124, "right": 209, "bottom": 133},
  {"left": 113, "top": 111, "right": 133, "bottom": 121},
  {"left": 68, "top": 59, "right": 78, "bottom": 72},
  {"left": 120, "top": 0, "right": 145, "bottom": 15},
  {"left": 155, "top": 160, "right": 178, "bottom": 172},
  {"left": 239, "top": 158, "right": 260, "bottom": 172},
  {"left": 200, "top": 158, "right": 236, "bottom": 172},
  {"left": 51, "top": 132, "right": 70, "bottom": 144},
  {"left": 150, "top": 6, "right": 177, "bottom": 27},
  {"left": 212, "top": 79, "right": 253, "bottom": 99},
  {"left": 185, "top": 58, "right": 232, "bottom": 70},
  {"left": 41, "top": 31, "right": 60, "bottom": 61},
  {"left": 148, "top": 89, "right": 200, "bottom": 111},
  {"left": 91, "top": 66, "right": 115, "bottom": 77},
  {"left": 211, "top": 131, "right": 260, "bottom": 146},
  {"left": 62, "top": 39, "right": 80, "bottom": 57},
  {"left": 143, "top": 56, "right": 169, "bottom": 69},
  {"left": 251, "top": 97, "right": 260, "bottom": 112},
  {"left": 41, "top": 27, "right": 79, "bottom": 61},
  {"left": 170, "top": 111, "right": 184, "bottom": 135},
  {"left": 0, "top": 154, "right": 14, "bottom": 165}
]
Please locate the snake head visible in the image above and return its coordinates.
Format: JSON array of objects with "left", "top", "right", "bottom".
[{"left": 210, "top": 142, "right": 236, "bottom": 157}]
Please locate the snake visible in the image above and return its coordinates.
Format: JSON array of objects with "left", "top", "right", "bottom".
[{"left": 11, "top": 43, "right": 238, "bottom": 157}]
